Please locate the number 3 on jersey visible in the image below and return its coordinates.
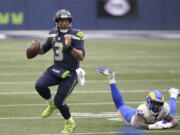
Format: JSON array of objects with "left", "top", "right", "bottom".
[{"left": 54, "top": 42, "right": 63, "bottom": 61}]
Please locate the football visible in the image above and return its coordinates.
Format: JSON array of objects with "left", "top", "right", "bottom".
[{"left": 26, "top": 40, "right": 41, "bottom": 59}]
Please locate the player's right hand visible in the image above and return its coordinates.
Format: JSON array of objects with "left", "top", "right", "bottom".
[
  {"left": 64, "top": 35, "right": 71, "bottom": 47},
  {"left": 26, "top": 40, "right": 41, "bottom": 59}
]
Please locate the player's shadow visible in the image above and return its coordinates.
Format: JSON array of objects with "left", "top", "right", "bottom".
[{"left": 116, "top": 126, "right": 147, "bottom": 135}]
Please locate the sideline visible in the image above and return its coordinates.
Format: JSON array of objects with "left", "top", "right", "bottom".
[{"left": 1, "top": 30, "right": 180, "bottom": 40}]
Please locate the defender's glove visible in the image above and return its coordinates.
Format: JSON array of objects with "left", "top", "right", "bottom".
[
  {"left": 163, "top": 122, "right": 173, "bottom": 129},
  {"left": 148, "top": 121, "right": 173, "bottom": 129},
  {"left": 148, "top": 121, "right": 164, "bottom": 129}
]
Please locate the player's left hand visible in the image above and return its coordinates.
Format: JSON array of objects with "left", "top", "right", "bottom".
[{"left": 64, "top": 35, "right": 71, "bottom": 47}]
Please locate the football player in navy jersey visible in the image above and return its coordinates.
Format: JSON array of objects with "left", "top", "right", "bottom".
[{"left": 34, "top": 9, "right": 85, "bottom": 134}]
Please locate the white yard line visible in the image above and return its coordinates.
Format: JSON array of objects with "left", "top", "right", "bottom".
[
  {"left": 0, "top": 56, "right": 179, "bottom": 63},
  {"left": 0, "top": 91, "right": 110, "bottom": 95},
  {"left": 0, "top": 79, "right": 180, "bottom": 85},
  {"left": 0, "top": 102, "right": 113, "bottom": 107},
  {"left": 0, "top": 65, "right": 46, "bottom": 68},
  {"left": 0, "top": 112, "right": 179, "bottom": 121},
  {"left": 0, "top": 81, "right": 35, "bottom": 85},
  {"left": 0, "top": 56, "right": 178, "bottom": 62},
  {"left": 0, "top": 89, "right": 170, "bottom": 95},
  {"left": 1, "top": 63, "right": 180, "bottom": 68},
  {"left": 0, "top": 101, "right": 179, "bottom": 107},
  {"left": 0, "top": 102, "right": 117, "bottom": 107},
  {"left": 0, "top": 72, "right": 41, "bottom": 75}
]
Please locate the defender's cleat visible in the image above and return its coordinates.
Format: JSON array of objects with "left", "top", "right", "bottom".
[
  {"left": 41, "top": 101, "right": 57, "bottom": 118},
  {"left": 61, "top": 120, "right": 76, "bottom": 134},
  {"left": 97, "top": 66, "right": 114, "bottom": 79},
  {"left": 168, "top": 87, "right": 179, "bottom": 98},
  {"left": 168, "top": 88, "right": 179, "bottom": 95}
]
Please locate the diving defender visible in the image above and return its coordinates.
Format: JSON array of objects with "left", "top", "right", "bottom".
[{"left": 97, "top": 66, "right": 178, "bottom": 129}]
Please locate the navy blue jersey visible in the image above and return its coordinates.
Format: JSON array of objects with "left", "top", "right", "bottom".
[{"left": 42, "top": 28, "right": 85, "bottom": 70}]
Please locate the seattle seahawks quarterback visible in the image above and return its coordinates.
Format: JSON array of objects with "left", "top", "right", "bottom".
[
  {"left": 32, "top": 9, "right": 85, "bottom": 134},
  {"left": 97, "top": 66, "right": 178, "bottom": 130}
]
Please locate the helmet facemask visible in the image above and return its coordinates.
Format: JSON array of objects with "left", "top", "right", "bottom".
[
  {"left": 146, "top": 90, "right": 164, "bottom": 115},
  {"left": 147, "top": 100, "right": 164, "bottom": 114},
  {"left": 56, "top": 18, "right": 72, "bottom": 33}
]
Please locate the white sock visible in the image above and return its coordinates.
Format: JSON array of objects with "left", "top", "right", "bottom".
[
  {"left": 108, "top": 73, "right": 116, "bottom": 84},
  {"left": 67, "top": 117, "right": 73, "bottom": 122},
  {"left": 47, "top": 96, "right": 53, "bottom": 102},
  {"left": 170, "top": 94, "right": 177, "bottom": 100},
  {"left": 109, "top": 79, "right": 116, "bottom": 84}
]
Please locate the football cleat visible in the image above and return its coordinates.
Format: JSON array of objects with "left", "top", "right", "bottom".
[
  {"left": 97, "top": 66, "right": 114, "bottom": 79},
  {"left": 41, "top": 101, "right": 57, "bottom": 118},
  {"left": 168, "top": 87, "right": 179, "bottom": 97},
  {"left": 61, "top": 120, "right": 76, "bottom": 134}
]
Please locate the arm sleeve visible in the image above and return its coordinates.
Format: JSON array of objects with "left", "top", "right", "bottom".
[{"left": 42, "top": 38, "right": 53, "bottom": 53}]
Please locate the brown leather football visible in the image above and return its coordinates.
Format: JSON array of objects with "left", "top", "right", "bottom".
[{"left": 26, "top": 40, "right": 41, "bottom": 59}]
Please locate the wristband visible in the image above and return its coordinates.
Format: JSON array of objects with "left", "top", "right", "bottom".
[{"left": 67, "top": 46, "right": 73, "bottom": 51}]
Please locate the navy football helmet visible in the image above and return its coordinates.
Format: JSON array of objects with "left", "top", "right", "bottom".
[
  {"left": 146, "top": 90, "right": 164, "bottom": 115},
  {"left": 53, "top": 9, "right": 73, "bottom": 33}
]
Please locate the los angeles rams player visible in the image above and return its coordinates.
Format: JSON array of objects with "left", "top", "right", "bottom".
[
  {"left": 97, "top": 66, "right": 178, "bottom": 129},
  {"left": 33, "top": 9, "right": 85, "bottom": 134}
]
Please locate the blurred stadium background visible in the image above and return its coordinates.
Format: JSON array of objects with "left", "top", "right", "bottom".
[{"left": 0, "top": 0, "right": 180, "bottom": 135}]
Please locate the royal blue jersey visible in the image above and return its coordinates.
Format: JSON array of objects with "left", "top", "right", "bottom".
[{"left": 42, "top": 28, "right": 85, "bottom": 71}]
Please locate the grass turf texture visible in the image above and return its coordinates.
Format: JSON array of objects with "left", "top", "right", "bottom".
[{"left": 0, "top": 39, "right": 180, "bottom": 135}]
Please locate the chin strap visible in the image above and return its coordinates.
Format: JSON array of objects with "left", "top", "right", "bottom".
[{"left": 56, "top": 23, "right": 72, "bottom": 33}]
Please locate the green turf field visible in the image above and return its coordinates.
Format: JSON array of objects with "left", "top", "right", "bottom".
[{"left": 0, "top": 39, "right": 180, "bottom": 135}]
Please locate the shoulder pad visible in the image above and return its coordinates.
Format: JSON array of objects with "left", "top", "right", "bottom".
[
  {"left": 65, "top": 31, "right": 84, "bottom": 40},
  {"left": 69, "top": 29, "right": 84, "bottom": 40},
  {"left": 162, "top": 102, "right": 170, "bottom": 115},
  {"left": 48, "top": 34, "right": 57, "bottom": 38},
  {"left": 48, "top": 28, "right": 58, "bottom": 38},
  {"left": 137, "top": 104, "right": 148, "bottom": 114}
]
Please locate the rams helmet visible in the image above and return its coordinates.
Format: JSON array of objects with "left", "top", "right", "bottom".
[
  {"left": 53, "top": 9, "right": 73, "bottom": 33},
  {"left": 146, "top": 90, "right": 164, "bottom": 115}
]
